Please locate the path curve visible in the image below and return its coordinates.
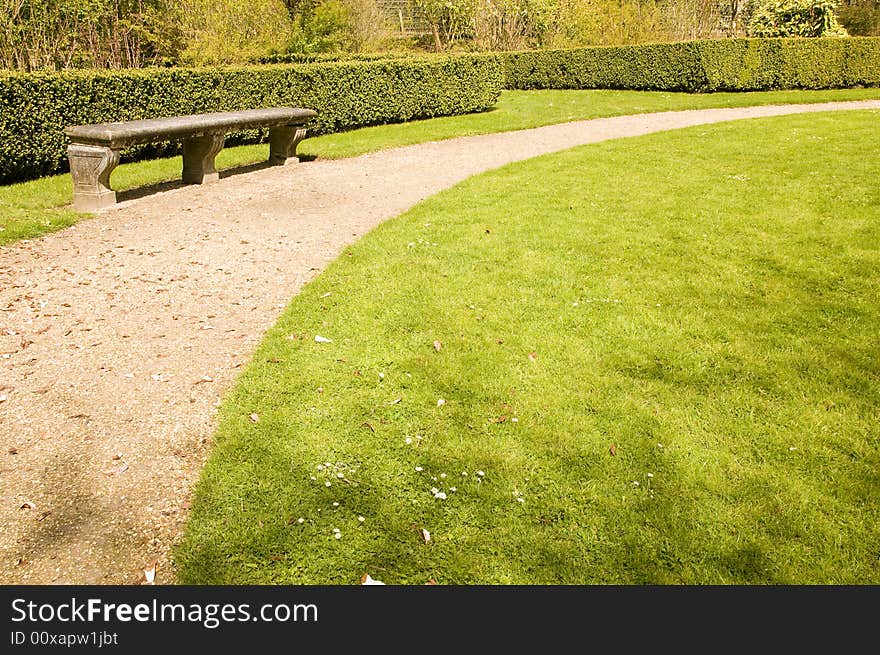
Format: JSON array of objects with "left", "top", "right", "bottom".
[{"left": 1, "top": 100, "right": 878, "bottom": 584}]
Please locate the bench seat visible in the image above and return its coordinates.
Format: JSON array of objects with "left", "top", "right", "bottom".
[{"left": 65, "top": 107, "right": 317, "bottom": 211}]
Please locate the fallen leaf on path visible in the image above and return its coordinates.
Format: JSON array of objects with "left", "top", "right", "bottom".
[
  {"left": 138, "top": 560, "right": 158, "bottom": 585},
  {"left": 36, "top": 511, "right": 51, "bottom": 521},
  {"left": 192, "top": 376, "right": 213, "bottom": 385},
  {"left": 102, "top": 463, "right": 129, "bottom": 476},
  {"left": 7, "top": 447, "right": 17, "bottom": 455},
  {"left": 20, "top": 501, "right": 36, "bottom": 510}
]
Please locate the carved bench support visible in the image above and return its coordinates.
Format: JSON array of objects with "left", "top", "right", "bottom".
[
  {"left": 67, "top": 144, "right": 120, "bottom": 211},
  {"left": 182, "top": 133, "right": 225, "bottom": 184},
  {"left": 268, "top": 126, "right": 308, "bottom": 165}
]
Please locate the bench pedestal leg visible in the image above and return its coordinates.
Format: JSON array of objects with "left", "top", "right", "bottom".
[
  {"left": 268, "top": 126, "right": 307, "bottom": 165},
  {"left": 67, "top": 144, "right": 120, "bottom": 211},
  {"left": 182, "top": 134, "right": 225, "bottom": 184}
]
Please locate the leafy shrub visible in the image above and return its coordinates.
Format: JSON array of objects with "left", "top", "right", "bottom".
[
  {"left": 0, "top": 54, "right": 503, "bottom": 183},
  {"left": 748, "top": 0, "right": 849, "bottom": 37},
  {"left": 501, "top": 36, "right": 880, "bottom": 90}
]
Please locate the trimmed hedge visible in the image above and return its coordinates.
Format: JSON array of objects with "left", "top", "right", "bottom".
[
  {"left": 502, "top": 37, "right": 880, "bottom": 92},
  {"left": 252, "top": 52, "right": 408, "bottom": 64},
  {"left": 0, "top": 54, "right": 502, "bottom": 183}
]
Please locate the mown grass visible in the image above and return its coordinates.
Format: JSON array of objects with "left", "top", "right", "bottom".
[
  {"left": 174, "top": 110, "right": 880, "bottom": 584},
  {"left": 2, "top": 87, "right": 879, "bottom": 246}
]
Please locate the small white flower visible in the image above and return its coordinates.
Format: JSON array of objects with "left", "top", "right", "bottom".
[
  {"left": 647, "top": 473, "right": 654, "bottom": 478},
  {"left": 476, "top": 470, "right": 485, "bottom": 477},
  {"left": 325, "top": 462, "right": 332, "bottom": 467},
  {"left": 332, "top": 527, "right": 340, "bottom": 533},
  {"left": 314, "top": 335, "right": 332, "bottom": 343},
  {"left": 317, "top": 464, "right": 324, "bottom": 471},
  {"left": 430, "top": 487, "right": 439, "bottom": 494},
  {"left": 310, "top": 476, "right": 317, "bottom": 481},
  {"left": 332, "top": 502, "right": 340, "bottom": 507},
  {"left": 297, "top": 518, "right": 305, "bottom": 524},
  {"left": 657, "top": 443, "right": 664, "bottom": 449},
  {"left": 632, "top": 481, "right": 640, "bottom": 486},
  {"left": 415, "top": 466, "right": 423, "bottom": 472},
  {"left": 516, "top": 497, "right": 525, "bottom": 503},
  {"left": 405, "top": 437, "right": 412, "bottom": 445},
  {"left": 325, "top": 481, "right": 332, "bottom": 487},
  {"left": 789, "top": 446, "right": 797, "bottom": 451},
  {"left": 461, "top": 471, "right": 468, "bottom": 477},
  {"left": 431, "top": 476, "right": 437, "bottom": 482},
  {"left": 450, "top": 487, "right": 457, "bottom": 492},
  {"left": 440, "top": 473, "right": 446, "bottom": 479},
  {"left": 334, "top": 532, "right": 342, "bottom": 539},
  {"left": 434, "top": 492, "right": 447, "bottom": 500},
  {"left": 511, "top": 417, "right": 518, "bottom": 423},
  {"left": 357, "top": 516, "right": 365, "bottom": 522},
  {"left": 379, "top": 372, "right": 385, "bottom": 380},
  {"left": 337, "top": 472, "right": 344, "bottom": 479},
  {"left": 437, "top": 398, "right": 446, "bottom": 407}
]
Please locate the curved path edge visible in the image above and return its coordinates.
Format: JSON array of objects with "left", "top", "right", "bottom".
[{"left": 1, "top": 100, "right": 878, "bottom": 583}]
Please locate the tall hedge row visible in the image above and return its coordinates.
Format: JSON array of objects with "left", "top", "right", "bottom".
[
  {"left": 0, "top": 54, "right": 503, "bottom": 183},
  {"left": 502, "top": 37, "right": 880, "bottom": 91}
]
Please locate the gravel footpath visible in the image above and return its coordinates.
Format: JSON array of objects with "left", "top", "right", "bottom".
[{"left": 1, "top": 101, "right": 877, "bottom": 585}]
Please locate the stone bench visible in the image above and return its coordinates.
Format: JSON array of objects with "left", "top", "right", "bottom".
[{"left": 65, "top": 107, "right": 317, "bottom": 211}]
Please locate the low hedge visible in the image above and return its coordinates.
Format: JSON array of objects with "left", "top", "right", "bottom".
[
  {"left": 502, "top": 37, "right": 880, "bottom": 91},
  {"left": 0, "top": 54, "right": 502, "bottom": 183}
]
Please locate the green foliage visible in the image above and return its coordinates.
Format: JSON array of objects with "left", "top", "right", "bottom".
[
  {"left": 0, "top": 0, "right": 176, "bottom": 70},
  {"left": 176, "top": 0, "right": 295, "bottom": 64},
  {"left": 416, "top": 0, "right": 478, "bottom": 48},
  {"left": 284, "top": 0, "right": 395, "bottom": 54},
  {"left": 0, "top": 54, "right": 503, "bottom": 183},
  {"left": 544, "top": 0, "right": 666, "bottom": 48},
  {"left": 749, "top": 0, "right": 849, "bottom": 36},
  {"left": 502, "top": 36, "right": 880, "bottom": 91},
  {"left": 838, "top": 0, "right": 880, "bottom": 36}
]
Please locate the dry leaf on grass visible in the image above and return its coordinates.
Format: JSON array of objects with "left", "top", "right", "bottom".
[
  {"left": 433, "top": 340, "right": 442, "bottom": 352},
  {"left": 249, "top": 413, "right": 259, "bottom": 423},
  {"left": 360, "top": 573, "right": 385, "bottom": 585},
  {"left": 527, "top": 351, "right": 537, "bottom": 362},
  {"left": 314, "top": 335, "right": 332, "bottom": 343},
  {"left": 609, "top": 444, "right": 617, "bottom": 456},
  {"left": 420, "top": 528, "right": 431, "bottom": 543}
]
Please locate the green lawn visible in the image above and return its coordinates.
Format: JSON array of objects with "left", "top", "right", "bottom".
[
  {"left": 2, "top": 87, "right": 880, "bottom": 246},
  {"left": 174, "top": 110, "right": 880, "bottom": 584}
]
